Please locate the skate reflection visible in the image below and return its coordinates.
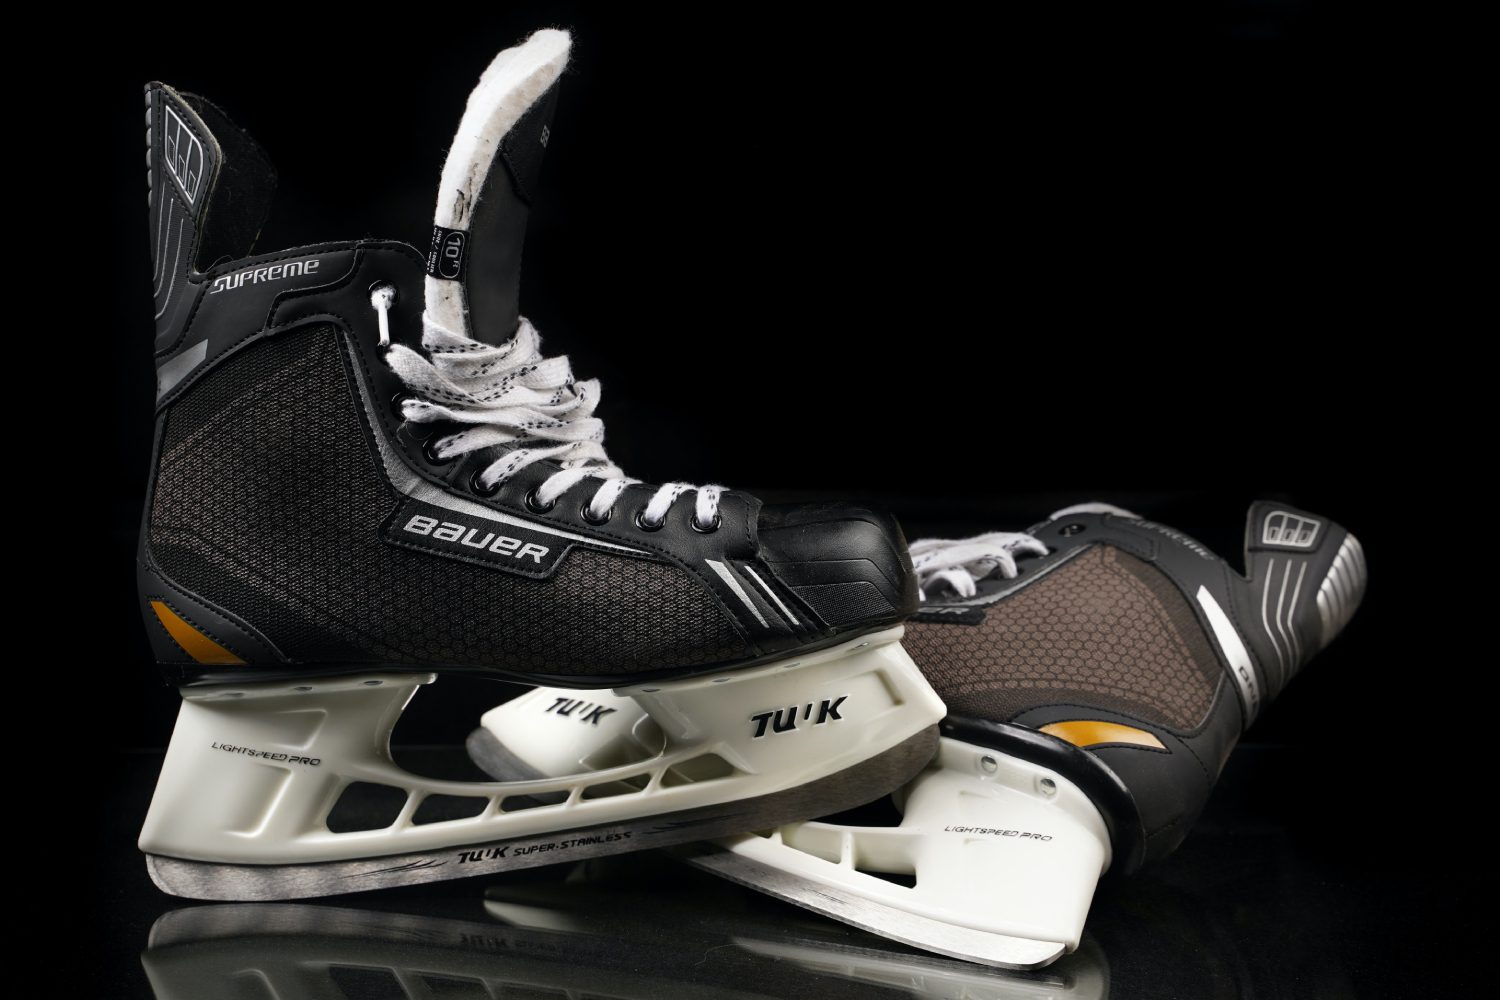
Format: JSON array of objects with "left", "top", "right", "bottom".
[{"left": 141, "top": 857, "right": 1112, "bottom": 1000}]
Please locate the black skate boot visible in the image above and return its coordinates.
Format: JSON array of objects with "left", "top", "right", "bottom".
[
  {"left": 136, "top": 29, "right": 942, "bottom": 901},
  {"left": 469, "top": 501, "right": 1365, "bottom": 967}
]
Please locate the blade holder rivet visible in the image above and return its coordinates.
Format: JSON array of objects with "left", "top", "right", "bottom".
[
  {"left": 979, "top": 755, "right": 998, "bottom": 773},
  {"left": 1039, "top": 777, "right": 1057, "bottom": 796}
]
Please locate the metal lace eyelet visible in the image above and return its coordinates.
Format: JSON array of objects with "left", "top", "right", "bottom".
[
  {"left": 1059, "top": 523, "right": 1085, "bottom": 536},
  {"left": 635, "top": 510, "right": 665, "bottom": 532},
  {"left": 390, "top": 392, "right": 412, "bottom": 421},
  {"left": 691, "top": 513, "right": 722, "bottom": 534},
  {"left": 470, "top": 470, "right": 500, "bottom": 498},
  {"left": 422, "top": 438, "right": 455, "bottom": 465},
  {"left": 581, "top": 503, "right": 614, "bottom": 525},
  {"left": 526, "top": 489, "right": 557, "bottom": 514}
]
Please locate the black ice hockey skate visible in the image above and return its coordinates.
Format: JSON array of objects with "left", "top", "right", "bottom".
[
  {"left": 136, "top": 29, "right": 943, "bottom": 901},
  {"left": 470, "top": 501, "right": 1365, "bottom": 967}
]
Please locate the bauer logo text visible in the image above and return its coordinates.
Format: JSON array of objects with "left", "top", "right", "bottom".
[
  {"left": 402, "top": 515, "right": 550, "bottom": 563},
  {"left": 381, "top": 499, "right": 575, "bottom": 579}
]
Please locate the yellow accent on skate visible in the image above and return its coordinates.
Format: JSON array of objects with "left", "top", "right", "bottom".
[
  {"left": 1039, "top": 720, "right": 1165, "bottom": 750},
  {"left": 150, "top": 601, "right": 246, "bottom": 665}
]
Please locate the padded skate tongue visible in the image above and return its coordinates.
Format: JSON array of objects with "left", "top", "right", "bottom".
[{"left": 427, "top": 29, "right": 570, "bottom": 344}]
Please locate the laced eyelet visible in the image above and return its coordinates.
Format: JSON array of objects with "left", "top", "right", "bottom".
[
  {"left": 691, "top": 513, "right": 722, "bottom": 534},
  {"left": 470, "top": 470, "right": 500, "bottom": 498},
  {"left": 526, "top": 489, "right": 557, "bottom": 514},
  {"left": 635, "top": 510, "right": 665, "bottom": 532},
  {"left": 390, "top": 392, "right": 412, "bottom": 421},
  {"left": 1059, "top": 523, "right": 1085, "bottom": 536},
  {"left": 581, "top": 503, "right": 614, "bottom": 525},
  {"left": 422, "top": 438, "right": 455, "bottom": 465}
]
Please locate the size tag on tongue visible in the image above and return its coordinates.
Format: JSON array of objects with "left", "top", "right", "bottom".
[{"left": 426, "top": 226, "right": 469, "bottom": 281}]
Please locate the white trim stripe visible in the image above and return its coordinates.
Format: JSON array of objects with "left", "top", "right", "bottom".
[
  {"left": 706, "top": 559, "right": 768, "bottom": 628},
  {"left": 1260, "top": 558, "right": 1288, "bottom": 680},
  {"left": 154, "top": 218, "right": 186, "bottom": 320},
  {"left": 1286, "top": 561, "right": 1308, "bottom": 667},
  {"left": 742, "top": 565, "right": 799, "bottom": 626}
]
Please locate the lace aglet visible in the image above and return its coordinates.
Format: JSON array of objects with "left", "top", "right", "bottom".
[{"left": 370, "top": 285, "right": 397, "bottom": 348}]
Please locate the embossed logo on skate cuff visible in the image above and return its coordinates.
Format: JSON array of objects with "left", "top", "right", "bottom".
[
  {"left": 208, "top": 258, "right": 322, "bottom": 295},
  {"left": 381, "top": 498, "right": 573, "bottom": 579}
]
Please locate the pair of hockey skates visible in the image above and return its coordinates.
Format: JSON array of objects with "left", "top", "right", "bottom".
[{"left": 137, "top": 29, "right": 1366, "bottom": 969}]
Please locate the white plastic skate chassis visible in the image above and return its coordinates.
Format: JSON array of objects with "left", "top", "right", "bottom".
[
  {"left": 693, "top": 742, "right": 1109, "bottom": 969},
  {"left": 140, "top": 628, "right": 944, "bottom": 900},
  {"left": 474, "top": 683, "right": 1111, "bottom": 970}
]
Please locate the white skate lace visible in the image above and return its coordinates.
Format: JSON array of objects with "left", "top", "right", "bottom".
[
  {"left": 369, "top": 288, "right": 722, "bottom": 529},
  {"left": 911, "top": 502, "right": 1139, "bottom": 599},
  {"left": 909, "top": 533, "right": 1050, "bottom": 599}
]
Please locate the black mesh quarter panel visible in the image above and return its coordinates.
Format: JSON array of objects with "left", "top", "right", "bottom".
[{"left": 148, "top": 326, "right": 748, "bottom": 675}]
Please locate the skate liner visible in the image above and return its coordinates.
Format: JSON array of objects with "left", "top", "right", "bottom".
[
  {"left": 136, "top": 30, "right": 944, "bottom": 900},
  {"left": 471, "top": 501, "right": 1366, "bottom": 968}
]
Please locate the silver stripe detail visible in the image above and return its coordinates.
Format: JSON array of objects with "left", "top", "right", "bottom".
[
  {"left": 1316, "top": 534, "right": 1367, "bottom": 646},
  {"left": 1286, "top": 560, "right": 1308, "bottom": 668},
  {"left": 1197, "top": 586, "right": 1260, "bottom": 726},
  {"left": 154, "top": 218, "right": 186, "bottom": 320},
  {"left": 742, "top": 565, "right": 799, "bottom": 626},
  {"left": 151, "top": 193, "right": 170, "bottom": 290},
  {"left": 1271, "top": 561, "right": 1295, "bottom": 689},
  {"left": 1260, "top": 558, "right": 1288, "bottom": 681},
  {"left": 706, "top": 559, "right": 768, "bottom": 628},
  {"left": 342, "top": 338, "right": 647, "bottom": 555},
  {"left": 156, "top": 340, "right": 208, "bottom": 399}
]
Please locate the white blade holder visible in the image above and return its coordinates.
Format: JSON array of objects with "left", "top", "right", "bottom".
[
  {"left": 139, "top": 630, "right": 940, "bottom": 868},
  {"left": 476, "top": 688, "right": 1111, "bottom": 969}
]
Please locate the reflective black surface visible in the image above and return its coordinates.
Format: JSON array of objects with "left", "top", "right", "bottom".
[{"left": 96, "top": 747, "right": 1472, "bottom": 999}]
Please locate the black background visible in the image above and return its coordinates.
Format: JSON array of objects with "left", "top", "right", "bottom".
[{"left": 59, "top": 3, "right": 1475, "bottom": 996}]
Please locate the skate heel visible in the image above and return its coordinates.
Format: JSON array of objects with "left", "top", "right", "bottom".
[
  {"left": 140, "top": 628, "right": 942, "bottom": 900},
  {"left": 139, "top": 672, "right": 437, "bottom": 867}
]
